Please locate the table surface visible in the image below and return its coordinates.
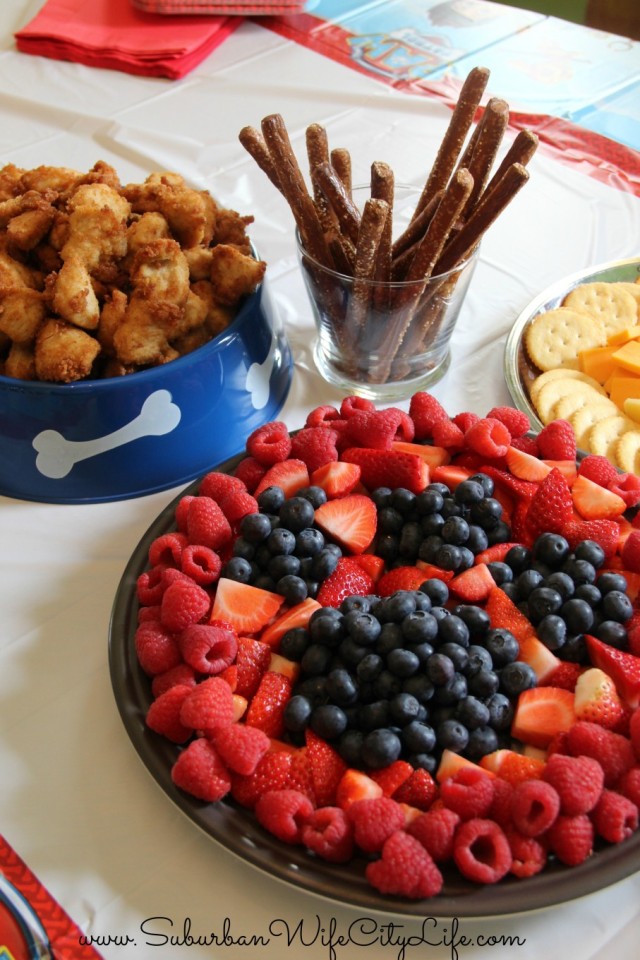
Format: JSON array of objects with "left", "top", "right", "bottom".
[{"left": 2, "top": 2, "right": 640, "bottom": 959}]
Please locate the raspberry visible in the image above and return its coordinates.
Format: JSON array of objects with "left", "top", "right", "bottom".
[
  {"left": 218, "top": 489, "right": 259, "bottom": 526},
  {"left": 407, "top": 806, "right": 460, "bottom": 861},
  {"left": 340, "top": 396, "right": 375, "bottom": 418},
  {"left": 151, "top": 663, "right": 197, "bottom": 698},
  {"left": 145, "top": 684, "right": 193, "bottom": 743},
  {"left": 199, "top": 471, "right": 246, "bottom": 502},
  {"left": 301, "top": 806, "right": 354, "bottom": 863},
  {"left": 409, "top": 391, "right": 449, "bottom": 439},
  {"left": 577, "top": 454, "right": 618, "bottom": 487},
  {"left": 211, "top": 723, "right": 270, "bottom": 776},
  {"left": 488, "top": 778, "right": 515, "bottom": 828},
  {"left": 608, "top": 472, "right": 640, "bottom": 508},
  {"left": 591, "top": 788, "right": 639, "bottom": 843},
  {"left": 617, "top": 767, "right": 640, "bottom": 807},
  {"left": 452, "top": 818, "right": 512, "bottom": 884},
  {"left": 439, "top": 767, "right": 495, "bottom": 820},
  {"left": 186, "top": 496, "right": 232, "bottom": 551},
  {"left": 233, "top": 456, "right": 266, "bottom": 493},
  {"left": 136, "top": 565, "right": 167, "bottom": 606},
  {"left": 343, "top": 409, "right": 400, "bottom": 450},
  {"left": 566, "top": 721, "right": 636, "bottom": 787},
  {"left": 175, "top": 494, "right": 196, "bottom": 532},
  {"left": 542, "top": 753, "right": 604, "bottom": 815},
  {"left": 148, "top": 532, "right": 188, "bottom": 568},
  {"left": 160, "top": 577, "right": 210, "bottom": 633},
  {"left": 135, "top": 621, "right": 182, "bottom": 676},
  {"left": 509, "top": 434, "right": 540, "bottom": 456},
  {"left": 452, "top": 411, "right": 479, "bottom": 433},
  {"left": 432, "top": 418, "right": 465, "bottom": 451},
  {"left": 621, "top": 530, "right": 640, "bottom": 573},
  {"left": 305, "top": 404, "right": 341, "bottom": 427},
  {"left": 536, "top": 419, "right": 577, "bottom": 461},
  {"left": 486, "top": 406, "right": 530, "bottom": 439},
  {"left": 179, "top": 676, "right": 235, "bottom": 734},
  {"left": 180, "top": 544, "right": 222, "bottom": 586},
  {"left": 254, "top": 789, "right": 314, "bottom": 844},
  {"left": 464, "top": 417, "right": 511, "bottom": 458},
  {"left": 504, "top": 827, "right": 547, "bottom": 878},
  {"left": 246, "top": 421, "right": 292, "bottom": 466},
  {"left": 546, "top": 813, "right": 593, "bottom": 866},
  {"left": 365, "top": 831, "right": 444, "bottom": 899},
  {"left": 346, "top": 796, "right": 406, "bottom": 853},
  {"left": 179, "top": 622, "right": 237, "bottom": 675},
  {"left": 510, "top": 778, "right": 560, "bottom": 836},
  {"left": 290, "top": 426, "right": 339, "bottom": 472},
  {"left": 171, "top": 738, "right": 231, "bottom": 802},
  {"left": 138, "top": 604, "right": 160, "bottom": 623}
]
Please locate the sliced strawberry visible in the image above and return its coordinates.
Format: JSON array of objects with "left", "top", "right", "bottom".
[
  {"left": 305, "top": 728, "right": 348, "bottom": 806},
  {"left": 585, "top": 634, "right": 640, "bottom": 709},
  {"left": 268, "top": 652, "right": 301, "bottom": 683},
  {"left": 287, "top": 748, "right": 317, "bottom": 803},
  {"left": 392, "top": 768, "right": 438, "bottom": 810},
  {"left": 511, "top": 687, "right": 576, "bottom": 748},
  {"left": 526, "top": 468, "right": 574, "bottom": 541},
  {"left": 563, "top": 518, "right": 620, "bottom": 559},
  {"left": 244, "top": 670, "right": 293, "bottom": 739},
  {"left": 211, "top": 578, "right": 284, "bottom": 634},
  {"left": 430, "top": 464, "right": 472, "bottom": 489},
  {"left": 449, "top": 562, "right": 495, "bottom": 602},
  {"left": 542, "top": 459, "right": 578, "bottom": 485},
  {"left": 479, "top": 748, "right": 544, "bottom": 784},
  {"left": 369, "top": 760, "right": 414, "bottom": 797},
  {"left": 314, "top": 493, "right": 377, "bottom": 554},
  {"left": 377, "top": 565, "right": 429, "bottom": 596},
  {"left": 316, "top": 556, "right": 375, "bottom": 607},
  {"left": 335, "top": 768, "right": 384, "bottom": 810},
  {"left": 626, "top": 609, "right": 640, "bottom": 656},
  {"left": 574, "top": 667, "right": 628, "bottom": 731},
  {"left": 539, "top": 660, "right": 584, "bottom": 691},
  {"left": 310, "top": 460, "right": 362, "bottom": 498},
  {"left": 253, "top": 458, "right": 310, "bottom": 498},
  {"left": 477, "top": 465, "right": 538, "bottom": 502},
  {"left": 435, "top": 750, "right": 492, "bottom": 783},
  {"left": 517, "top": 633, "right": 563, "bottom": 682},
  {"left": 390, "top": 440, "right": 451, "bottom": 468},
  {"left": 505, "top": 446, "right": 552, "bottom": 483},
  {"left": 341, "top": 447, "right": 430, "bottom": 495},
  {"left": 235, "top": 635, "right": 272, "bottom": 699},
  {"left": 260, "top": 597, "right": 321, "bottom": 648},
  {"left": 230, "top": 748, "right": 294, "bottom": 808},
  {"left": 415, "top": 560, "right": 455, "bottom": 582},
  {"left": 474, "top": 542, "right": 520, "bottom": 565},
  {"left": 485, "top": 586, "right": 536, "bottom": 644},
  {"left": 353, "top": 553, "right": 385, "bottom": 582},
  {"left": 571, "top": 473, "right": 627, "bottom": 521}
]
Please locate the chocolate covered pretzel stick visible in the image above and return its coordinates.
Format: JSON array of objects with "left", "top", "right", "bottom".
[
  {"left": 460, "top": 97, "right": 509, "bottom": 216},
  {"left": 312, "top": 161, "right": 362, "bottom": 246},
  {"left": 330, "top": 147, "right": 352, "bottom": 197},
  {"left": 239, "top": 125, "right": 282, "bottom": 192}
]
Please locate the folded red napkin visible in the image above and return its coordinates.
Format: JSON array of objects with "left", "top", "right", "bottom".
[
  {"left": 131, "top": 0, "right": 306, "bottom": 12},
  {"left": 15, "top": 0, "right": 241, "bottom": 80}
]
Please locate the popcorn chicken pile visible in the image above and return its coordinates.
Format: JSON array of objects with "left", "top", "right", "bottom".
[{"left": 0, "top": 161, "right": 266, "bottom": 383}]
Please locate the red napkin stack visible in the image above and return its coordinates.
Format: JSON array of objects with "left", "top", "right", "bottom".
[
  {"left": 14, "top": 0, "right": 242, "bottom": 80},
  {"left": 131, "top": 1, "right": 307, "bottom": 12}
]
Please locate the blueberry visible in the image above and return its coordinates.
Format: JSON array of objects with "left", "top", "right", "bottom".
[
  {"left": 375, "top": 622, "right": 404, "bottom": 657},
  {"left": 499, "top": 661, "right": 537, "bottom": 697},
  {"left": 485, "top": 628, "right": 520, "bottom": 665},
  {"left": 486, "top": 520, "right": 513, "bottom": 546},
  {"left": 595, "top": 620, "right": 628, "bottom": 648},
  {"left": 324, "top": 668, "right": 358, "bottom": 706},
  {"left": 562, "top": 557, "right": 597, "bottom": 586},
  {"left": 454, "top": 479, "right": 486, "bottom": 505},
  {"left": 421, "top": 513, "right": 445, "bottom": 537},
  {"left": 400, "top": 609, "right": 439, "bottom": 645},
  {"left": 375, "top": 533, "right": 400, "bottom": 564},
  {"left": 295, "top": 675, "right": 327, "bottom": 705},
  {"left": 467, "top": 667, "right": 500, "bottom": 698},
  {"left": 597, "top": 571, "right": 629, "bottom": 595},
  {"left": 389, "top": 692, "right": 421, "bottom": 725},
  {"left": 371, "top": 487, "right": 393, "bottom": 508},
  {"left": 310, "top": 704, "right": 348, "bottom": 740},
  {"left": 311, "top": 547, "right": 341, "bottom": 581},
  {"left": 239, "top": 511, "right": 273, "bottom": 543},
  {"left": 277, "top": 574, "right": 308, "bottom": 605},
  {"left": 372, "top": 670, "right": 403, "bottom": 699},
  {"left": 488, "top": 562, "right": 513, "bottom": 586},
  {"left": 232, "top": 537, "right": 257, "bottom": 562},
  {"left": 466, "top": 525, "right": 490, "bottom": 554},
  {"left": 280, "top": 626, "right": 311, "bottom": 660},
  {"left": 441, "top": 498, "right": 463, "bottom": 519},
  {"left": 402, "top": 720, "right": 437, "bottom": 754},
  {"left": 269, "top": 553, "right": 301, "bottom": 580},
  {"left": 452, "top": 604, "right": 490, "bottom": 637},
  {"left": 416, "top": 488, "right": 445, "bottom": 514},
  {"left": 401, "top": 674, "right": 435, "bottom": 704},
  {"left": 356, "top": 653, "right": 384, "bottom": 682},
  {"left": 361, "top": 728, "right": 402, "bottom": 769},
  {"left": 435, "top": 543, "right": 462, "bottom": 571},
  {"left": 515, "top": 568, "right": 544, "bottom": 599},
  {"left": 485, "top": 692, "right": 514, "bottom": 731},
  {"left": 301, "top": 643, "right": 333, "bottom": 676},
  {"left": 464, "top": 645, "right": 494, "bottom": 676},
  {"left": 296, "top": 485, "right": 327, "bottom": 509},
  {"left": 465, "top": 726, "right": 499, "bottom": 761},
  {"left": 426, "top": 652, "right": 455, "bottom": 685},
  {"left": 420, "top": 578, "right": 449, "bottom": 607},
  {"left": 537, "top": 614, "right": 567, "bottom": 651},
  {"left": 561, "top": 634, "right": 588, "bottom": 663},
  {"left": 601, "top": 590, "right": 633, "bottom": 623},
  {"left": 253, "top": 573, "right": 277, "bottom": 592},
  {"left": 391, "top": 488, "right": 417, "bottom": 514},
  {"left": 432, "top": 672, "right": 467, "bottom": 706},
  {"left": 278, "top": 497, "right": 315, "bottom": 532},
  {"left": 545, "top": 571, "right": 575, "bottom": 601},
  {"left": 505, "top": 544, "right": 532, "bottom": 574},
  {"left": 574, "top": 539, "right": 605, "bottom": 568},
  {"left": 344, "top": 610, "right": 382, "bottom": 645},
  {"left": 267, "top": 527, "right": 296, "bottom": 556},
  {"left": 574, "top": 583, "right": 602, "bottom": 607},
  {"left": 533, "top": 532, "right": 570, "bottom": 567},
  {"left": 527, "top": 586, "right": 563, "bottom": 623},
  {"left": 338, "top": 729, "right": 364, "bottom": 765},
  {"left": 283, "top": 694, "right": 313, "bottom": 733},
  {"left": 561, "top": 597, "right": 595, "bottom": 633},
  {"left": 387, "top": 647, "right": 421, "bottom": 678},
  {"left": 437, "top": 719, "right": 469, "bottom": 752},
  {"left": 379, "top": 591, "right": 417, "bottom": 623},
  {"left": 339, "top": 636, "right": 369, "bottom": 667},
  {"left": 378, "top": 507, "right": 404, "bottom": 535},
  {"left": 221, "top": 556, "right": 254, "bottom": 583},
  {"left": 295, "top": 527, "right": 325, "bottom": 558},
  {"left": 442, "top": 515, "right": 470, "bottom": 545},
  {"left": 468, "top": 473, "right": 495, "bottom": 497},
  {"left": 309, "top": 610, "right": 345, "bottom": 646},
  {"left": 438, "top": 641, "right": 469, "bottom": 672},
  {"left": 256, "top": 485, "right": 285, "bottom": 513},
  {"left": 470, "top": 497, "right": 503, "bottom": 530},
  {"left": 399, "top": 522, "right": 423, "bottom": 559},
  {"left": 455, "top": 695, "right": 490, "bottom": 730}
]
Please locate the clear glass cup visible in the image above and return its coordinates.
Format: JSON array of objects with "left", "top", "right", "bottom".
[{"left": 297, "top": 185, "right": 479, "bottom": 401}]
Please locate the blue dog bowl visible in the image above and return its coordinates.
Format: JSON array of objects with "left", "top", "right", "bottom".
[{"left": 0, "top": 279, "right": 293, "bottom": 503}]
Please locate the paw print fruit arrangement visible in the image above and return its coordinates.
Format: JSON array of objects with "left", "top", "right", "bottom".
[{"left": 134, "top": 392, "right": 640, "bottom": 900}]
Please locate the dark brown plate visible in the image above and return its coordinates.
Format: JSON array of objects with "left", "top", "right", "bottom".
[{"left": 108, "top": 452, "right": 640, "bottom": 918}]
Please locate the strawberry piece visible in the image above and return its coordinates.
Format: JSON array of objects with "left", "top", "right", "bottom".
[
  {"left": 377, "top": 565, "right": 429, "bottom": 596},
  {"left": 449, "top": 562, "right": 495, "bottom": 602},
  {"left": 210, "top": 578, "right": 284, "bottom": 634},
  {"left": 627, "top": 609, "right": 640, "bottom": 656},
  {"left": 585, "top": 634, "right": 640, "bottom": 708},
  {"left": 314, "top": 493, "right": 377, "bottom": 554},
  {"left": 230, "top": 749, "right": 294, "bottom": 808},
  {"left": 525, "top": 468, "right": 574, "bottom": 541},
  {"left": 369, "top": 759, "right": 414, "bottom": 797},
  {"left": 621, "top": 530, "right": 640, "bottom": 573},
  {"left": 335, "top": 768, "right": 384, "bottom": 810},
  {"left": 391, "top": 440, "right": 451, "bottom": 467},
  {"left": 481, "top": 466, "right": 538, "bottom": 502},
  {"left": 253, "top": 459, "right": 310, "bottom": 498},
  {"left": 392, "top": 768, "right": 438, "bottom": 811},
  {"left": 245, "top": 670, "right": 293, "bottom": 738},
  {"left": 480, "top": 748, "right": 544, "bottom": 784},
  {"left": 235, "top": 635, "right": 272, "bottom": 699},
  {"left": 540, "top": 660, "right": 583, "bottom": 691},
  {"left": 268, "top": 652, "right": 301, "bottom": 683},
  {"left": 485, "top": 586, "right": 535, "bottom": 644},
  {"left": 415, "top": 560, "right": 455, "bottom": 582},
  {"left": 536, "top": 419, "right": 577, "bottom": 461},
  {"left": 287, "top": 748, "right": 316, "bottom": 802},
  {"left": 352, "top": 553, "right": 385, "bottom": 582},
  {"left": 435, "top": 750, "right": 492, "bottom": 783},
  {"left": 505, "top": 446, "right": 552, "bottom": 483},
  {"left": 430, "top": 464, "right": 472, "bottom": 489},
  {"left": 574, "top": 666, "right": 628, "bottom": 731},
  {"left": 474, "top": 542, "right": 521, "bottom": 565},
  {"left": 563, "top": 518, "right": 620, "bottom": 558},
  {"left": 316, "top": 556, "right": 375, "bottom": 607},
  {"left": 341, "top": 447, "right": 429, "bottom": 495},
  {"left": 310, "top": 460, "right": 362, "bottom": 498},
  {"left": 305, "top": 729, "right": 348, "bottom": 806},
  {"left": 571, "top": 473, "right": 627, "bottom": 521},
  {"left": 542, "top": 459, "right": 577, "bottom": 485},
  {"left": 511, "top": 687, "right": 576, "bottom": 748},
  {"left": 260, "top": 597, "right": 322, "bottom": 648}
]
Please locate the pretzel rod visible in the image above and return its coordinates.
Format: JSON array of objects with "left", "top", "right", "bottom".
[
  {"left": 370, "top": 161, "right": 394, "bottom": 294},
  {"left": 460, "top": 97, "right": 509, "bottom": 216},
  {"left": 434, "top": 162, "right": 529, "bottom": 275},
  {"left": 411, "top": 66, "right": 490, "bottom": 223},
  {"left": 306, "top": 122, "right": 334, "bottom": 228},
  {"left": 328, "top": 232, "right": 356, "bottom": 274},
  {"left": 344, "top": 198, "right": 389, "bottom": 353},
  {"left": 391, "top": 188, "right": 444, "bottom": 274},
  {"left": 261, "top": 114, "right": 334, "bottom": 269},
  {"left": 312, "top": 161, "right": 361, "bottom": 246},
  {"left": 330, "top": 147, "right": 352, "bottom": 197},
  {"left": 484, "top": 129, "right": 538, "bottom": 196},
  {"left": 238, "top": 126, "right": 282, "bottom": 192}
]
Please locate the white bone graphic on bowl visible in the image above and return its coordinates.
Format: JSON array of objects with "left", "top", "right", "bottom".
[
  {"left": 246, "top": 333, "right": 277, "bottom": 410},
  {"left": 32, "top": 389, "right": 182, "bottom": 479}
]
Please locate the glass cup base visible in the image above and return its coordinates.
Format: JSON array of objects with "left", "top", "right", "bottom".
[{"left": 313, "top": 337, "right": 452, "bottom": 402}]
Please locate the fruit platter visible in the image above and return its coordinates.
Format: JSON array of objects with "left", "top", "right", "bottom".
[{"left": 109, "top": 390, "right": 640, "bottom": 916}]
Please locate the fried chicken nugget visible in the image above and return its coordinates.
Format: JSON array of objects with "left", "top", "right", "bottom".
[
  {"left": 6, "top": 206, "right": 56, "bottom": 254},
  {"left": 112, "top": 300, "right": 178, "bottom": 367},
  {"left": 35, "top": 317, "right": 101, "bottom": 383},
  {"left": 19, "top": 165, "right": 83, "bottom": 195},
  {"left": 61, "top": 182, "right": 131, "bottom": 272},
  {"left": 212, "top": 207, "right": 254, "bottom": 253},
  {"left": 130, "top": 238, "right": 190, "bottom": 305},
  {"left": 52, "top": 256, "right": 100, "bottom": 330},
  {"left": 209, "top": 244, "right": 266, "bottom": 306},
  {"left": 0, "top": 164, "right": 25, "bottom": 201},
  {"left": 190, "top": 279, "right": 234, "bottom": 337},
  {"left": 183, "top": 245, "right": 213, "bottom": 281},
  {"left": 125, "top": 211, "right": 171, "bottom": 267},
  {"left": 0, "top": 285, "right": 47, "bottom": 343},
  {"left": 5, "top": 341, "right": 36, "bottom": 380},
  {"left": 0, "top": 236, "right": 44, "bottom": 289},
  {"left": 97, "top": 288, "right": 128, "bottom": 357},
  {"left": 123, "top": 173, "right": 210, "bottom": 248}
]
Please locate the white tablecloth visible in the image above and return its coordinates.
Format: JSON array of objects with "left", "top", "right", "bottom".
[{"left": 2, "top": 2, "right": 640, "bottom": 958}]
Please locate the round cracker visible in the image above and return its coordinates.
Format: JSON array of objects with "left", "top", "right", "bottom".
[
  {"left": 587, "top": 414, "right": 637, "bottom": 463},
  {"left": 552, "top": 389, "right": 611, "bottom": 423},
  {"left": 524, "top": 307, "right": 606, "bottom": 371},
  {"left": 615, "top": 429, "right": 640, "bottom": 474},
  {"left": 613, "top": 281, "right": 640, "bottom": 309},
  {"left": 529, "top": 368, "right": 605, "bottom": 405},
  {"left": 569, "top": 402, "right": 620, "bottom": 450},
  {"left": 563, "top": 281, "right": 637, "bottom": 338},
  {"left": 535, "top": 378, "right": 612, "bottom": 425}
]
